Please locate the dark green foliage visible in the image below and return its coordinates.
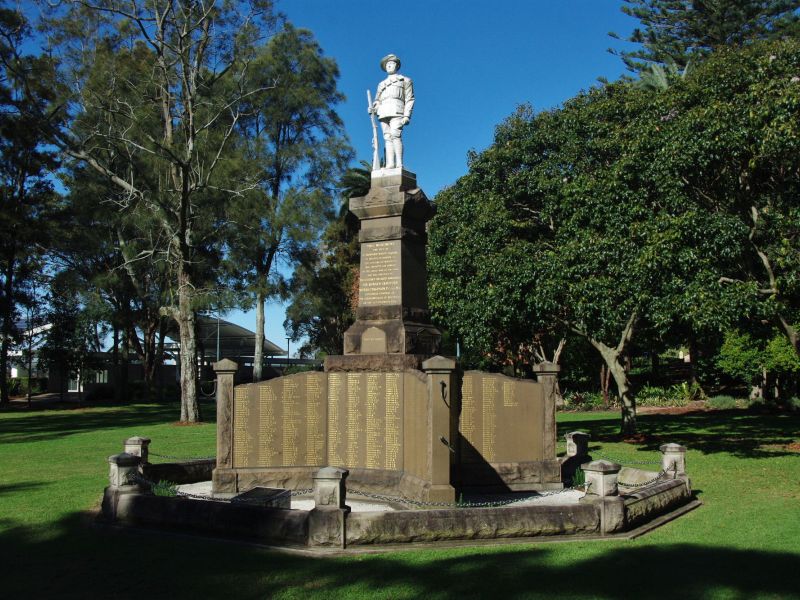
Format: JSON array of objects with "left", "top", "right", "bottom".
[
  {"left": 611, "top": 0, "right": 800, "bottom": 73},
  {"left": 0, "top": 6, "right": 61, "bottom": 404},
  {"left": 430, "top": 39, "right": 800, "bottom": 432},
  {"left": 708, "top": 394, "right": 738, "bottom": 409},
  {"left": 225, "top": 24, "right": 351, "bottom": 375},
  {"left": 151, "top": 480, "right": 178, "bottom": 497},
  {"left": 285, "top": 163, "right": 368, "bottom": 357}
]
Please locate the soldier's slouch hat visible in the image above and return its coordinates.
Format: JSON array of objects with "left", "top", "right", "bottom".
[{"left": 380, "top": 54, "right": 401, "bottom": 71}]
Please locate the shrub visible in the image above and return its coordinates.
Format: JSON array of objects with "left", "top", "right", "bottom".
[
  {"left": 8, "top": 377, "right": 47, "bottom": 396},
  {"left": 572, "top": 467, "right": 586, "bottom": 487},
  {"left": 151, "top": 480, "right": 178, "bottom": 497},
  {"left": 636, "top": 385, "right": 675, "bottom": 407},
  {"left": 708, "top": 395, "right": 738, "bottom": 410},
  {"left": 562, "top": 390, "right": 607, "bottom": 410}
]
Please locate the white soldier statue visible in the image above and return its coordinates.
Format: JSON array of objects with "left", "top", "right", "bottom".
[{"left": 368, "top": 53, "right": 414, "bottom": 170}]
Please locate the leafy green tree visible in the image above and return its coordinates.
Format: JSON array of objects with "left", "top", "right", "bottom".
[
  {"left": 284, "top": 162, "right": 368, "bottom": 356},
  {"left": 718, "top": 328, "right": 800, "bottom": 399},
  {"left": 644, "top": 39, "right": 800, "bottom": 357},
  {"left": 611, "top": 0, "right": 800, "bottom": 73},
  {"left": 35, "top": 1, "right": 280, "bottom": 421},
  {"left": 39, "top": 270, "right": 106, "bottom": 402},
  {"left": 0, "top": 6, "right": 61, "bottom": 404},
  {"left": 430, "top": 84, "right": 746, "bottom": 434},
  {"left": 226, "top": 24, "right": 351, "bottom": 379},
  {"left": 55, "top": 163, "right": 172, "bottom": 400}
]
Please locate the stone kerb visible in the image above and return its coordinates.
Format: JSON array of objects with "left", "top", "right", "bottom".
[{"left": 582, "top": 459, "right": 621, "bottom": 497}]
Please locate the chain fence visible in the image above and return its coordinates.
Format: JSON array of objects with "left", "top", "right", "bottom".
[
  {"left": 594, "top": 452, "right": 662, "bottom": 466},
  {"left": 347, "top": 483, "right": 592, "bottom": 509},
  {"left": 126, "top": 466, "right": 675, "bottom": 508},
  {"left": 148, "top": 451, "right": 216, "bottom": 461}
]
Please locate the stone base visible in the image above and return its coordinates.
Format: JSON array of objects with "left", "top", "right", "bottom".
[
  {"left": 344, "top": 318, "right": 441, "bottom": 356},
  {"left": 212, "top": 465, "right": 456, "bottom": 505},
  {"left": 456, "top": 460, "right": 564, "bottom": 492},
  {"left": 324, "top": 354, "right": 427, "bottom": 372}
]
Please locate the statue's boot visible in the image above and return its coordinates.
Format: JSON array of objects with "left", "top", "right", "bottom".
[
  {"left": 393, "top": 138, "right": 404, "bottom": 169},
  {"left": 385, "top": 145, "right": 395, "bottom": 169}
]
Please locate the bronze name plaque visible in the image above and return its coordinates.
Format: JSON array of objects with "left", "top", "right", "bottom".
[{"left": 459, "top": 371, "right": 543, "bottom": 463}]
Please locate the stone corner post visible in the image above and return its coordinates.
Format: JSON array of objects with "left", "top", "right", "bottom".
[
  {"left": 582, "top": 459, "right": 621, "bottom": 497},
  {"left": 309, "top": 467, "right": 351, "bottom": 549},
  {"left": 659, "top": 443, "right": 687, "bottom": 475},
  {"left": 102, "top": 452, "right": 144, "bottom": 522},
  {"left": 422, "top": 355, "right": 457, "bottom": 504},
  {"left": 123, "top": 436, "right": 151, "bottom": 464},
  {"left": 212, "top": 359, "right": 238, "bottom": 473},
  {"left": 660, "top": 443, "right": 690, "bottom": 492},
  {"left": 580, "top": 459, "right": 625, "bottom": 534},
  {"left": 560, "top": 431, "right": 591, "bottom": 486},
  {"left": 534, "top": 362, "right": 561, "bottom": 460},
  {"left": 107, "top": 452, "right": 142, "bottom": 489},
  {"left": 565, "top": 431, "right": 590, "bottom": 459}
]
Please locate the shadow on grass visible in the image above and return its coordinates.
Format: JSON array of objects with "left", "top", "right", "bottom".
[
  {"left": 1, "top": 512, "right": 799, "bottom": 599},
  {"left": 0, "top": 401, "right": 216, "bottom": 445},
  {"left": 558, "top": 410, "right": 800, "bottom": 459},
  {"left": 0, "top": 482, "right": 49, "bottom": 496}
]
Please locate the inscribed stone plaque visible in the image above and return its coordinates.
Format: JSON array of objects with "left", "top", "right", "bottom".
[
  {"left": 459, "top": 372, "right": 544, "bottom": 463},
  {"left": 326, "top": 371, "right": 404, "bottom": 470},
  {"left": 361, "top": 326, "right": 387, "bottom": 353},
  {"left": 231, "top": 373, "right": 328, "bottom": 468},
  {"left": 359, "top": 240, "right": 401, "bottom": 306}
]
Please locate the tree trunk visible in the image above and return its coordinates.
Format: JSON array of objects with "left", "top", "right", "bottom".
[
  {"left": 156, "top": 321, "right": 166, "bottom": 402},
  {"left": 778, "top": 315, "right": 799, "bottom": 357},
  {"left": 600, "top": 364, "right": 611, "bottom": 409},
  {"left": 591, "top": 340, "right": 637, "bottom": 434},
  {"left": 176, "top": 271, "right": 200, "bottom": 423},
  {"left": 0, "top": 256, "right": 14, "bottom": 404},
  {"left": 0, "top": 337, "right": 9, "bottom": 404},
  {"left": 253, "top": 289, "right": 266, "bottom": 382},
  {"left": 112, "top": 325, "right": 121, "bottom": 403},
  {"left": 141, "top": 318, "right": 159, "bottom": 400}
]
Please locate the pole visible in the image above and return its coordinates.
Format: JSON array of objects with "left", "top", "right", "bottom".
[{"left": 286, "top": 337, "right": 291, "bottom": 367}]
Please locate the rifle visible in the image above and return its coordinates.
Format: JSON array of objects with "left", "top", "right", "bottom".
[{"left": 367, "top": 89, "right": 379, "bottom": 170}]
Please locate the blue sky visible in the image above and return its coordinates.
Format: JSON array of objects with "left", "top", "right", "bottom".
[{"left": 226, "top": 0, "right": 639, "bottom": 350}]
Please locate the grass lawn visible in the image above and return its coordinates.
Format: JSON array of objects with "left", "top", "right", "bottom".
[{"left": 1, "top": 400, "right": 799, "bottom": 599}]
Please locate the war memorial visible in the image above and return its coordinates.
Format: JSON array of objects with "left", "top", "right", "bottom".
[{"left": 100, "top": 54, "right": 698, "bottom": 550}]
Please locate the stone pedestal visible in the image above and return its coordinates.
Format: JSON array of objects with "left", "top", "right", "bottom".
[{"left": 341, "top": 168, "right": 441, "bottom": 360}]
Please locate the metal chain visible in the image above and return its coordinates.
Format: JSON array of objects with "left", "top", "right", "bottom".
[
  {"left": 617, "top": 470, "right": 669, "bottom": 488},
  {"left": 149, "top": 451, "right": 216, "bottom": 461},
  {"left": 594, "top": 453, "right": 662, "bottom": 466}
]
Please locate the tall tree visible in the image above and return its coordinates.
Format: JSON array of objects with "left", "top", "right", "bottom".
[
  {"left": 36, "top": 1, "right": 279, "bottom": 421},
  {"left": 284, "top": 162, "right": 368, "bottom": 357},
  {"left": 430, "top": 83, "right": 746, "bottom": 434},
  {"left": 0, "top": 6, "right": 60, "bottom": 404},
  {"left": 647, "top": 39, "right": 800, "bottom": 357},
  {"left": 611, "top": 0, "right": 800, "bottom": 73},
  {"left": 226, "top": 24, "right": 351, "bottom": 380}
]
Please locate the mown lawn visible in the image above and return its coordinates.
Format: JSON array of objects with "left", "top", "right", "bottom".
[{"left": 1, "top": 401, "right": 799, "bottom": 599}]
